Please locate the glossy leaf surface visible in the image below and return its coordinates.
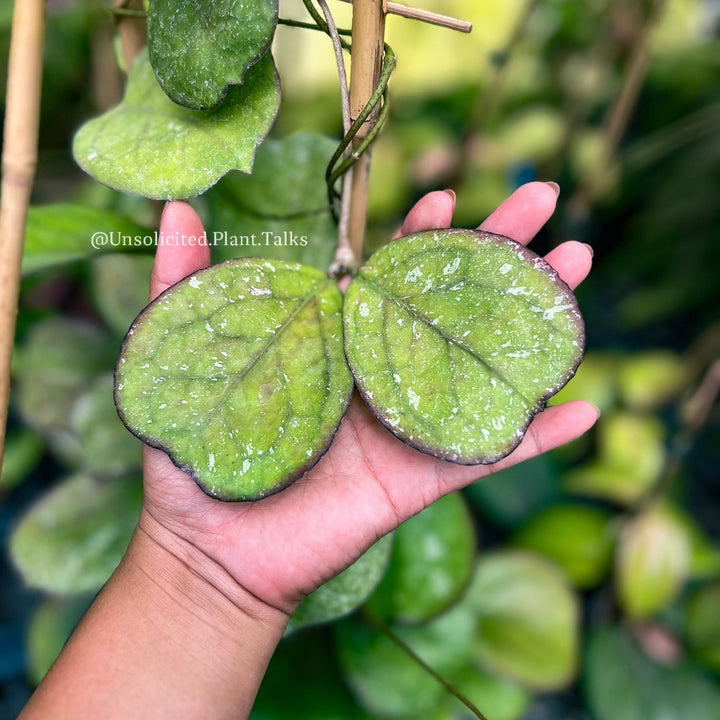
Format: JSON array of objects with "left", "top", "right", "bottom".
[
  {"left": 115, "top": 259, "right": 353, "bottom": 501},
  {"left": 73, "top": 50, "right": 280, "bottom": 200},
  {"left": 10, "top": 475, "right": 143, "bottom": 593},
  {"left": 208, "top": 133, "right": 338, "bottom": 270},
  {"left": 148, "top": 0, "right": 278, "bottom": 110},
  {"left": 288, "top": 534, "right": 393, "bottom": 633},
  {"left": 366, "top": 492, "right": 476, "bottom": 623},
  {"left": 467, "top": 550, "right": 579, "bottom": 690},
  {"left": 344, "top": 229, "right": 584, "bottom": 464}
]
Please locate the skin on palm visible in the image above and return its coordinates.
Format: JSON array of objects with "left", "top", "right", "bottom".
[{"left": 139, "top": 183, "right": 598, "bottom": 618}]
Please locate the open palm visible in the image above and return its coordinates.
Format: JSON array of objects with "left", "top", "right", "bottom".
[{"left": 138, "top": 182, "right": 598, "bottom": 617}]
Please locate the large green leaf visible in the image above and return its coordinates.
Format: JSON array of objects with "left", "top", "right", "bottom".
[
  {"left": 344, "top": 229, "right": 584, "bottom": 463},
  {"left": 467, "top": 550, "right": 579, "bottom": 690},
  {"left": 115, "top": 258, "right": 353, "bottom": 501},
  {"left": 513, "top": 504, "right": 615, "bottom": 589},
  {"left": 585, "top": 625, "right": 720, "bottom": 720},
  {"left": 207, "top": 133, "right": 338, "bottom": 270},
  {"left": 10, "top": 475, "right": 143, "bottom": 593},
  {"left": 73, "top": 50, "right": 281, "bottom": 200},
  {"left": 288, "top": 534, "right": 393, "bottom": 633},
  {"left": 148, "top": 0, "right": 278, "bottom": 110},
  {"left": 27, "top": 595, "right": 93, "bottom": 685},
  {"left": 366, "top": 492, "right": 476, "bottom": 624},
  {"left": 23, "top": 204, "right": 151, "bottom": 275},
  {"left": 336, "top": 604, "right": 476, "bottom": 718}
]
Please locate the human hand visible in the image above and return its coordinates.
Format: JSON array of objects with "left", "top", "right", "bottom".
[{"left": 138, "top": 182, "right": 598, "bottom": 621}]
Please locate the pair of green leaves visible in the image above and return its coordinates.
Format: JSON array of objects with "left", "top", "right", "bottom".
[{"left": 115, "top": 228, "right": 584, "bottom": 501}]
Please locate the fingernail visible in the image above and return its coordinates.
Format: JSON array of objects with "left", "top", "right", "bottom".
[
  {"left": 444, "top": 189, "right": 456, "bottom": 207},
  {"left": 545, "top": 181, "right": 560, "bottom": 197},
  {"left": 582, "top": 242, "right": 594, "bottom": 257}
]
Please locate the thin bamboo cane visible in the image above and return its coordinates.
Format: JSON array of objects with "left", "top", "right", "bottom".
[
  {"left": 347, "top": 0, "right": 386, "bottom": 263},
  {"left": 0, "top": 0, "right": 47, "bottom": 469}
]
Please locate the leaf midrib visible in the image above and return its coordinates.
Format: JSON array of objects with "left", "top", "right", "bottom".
[{"left": 357, "top": 273, "right": 535, "bottom": 409}]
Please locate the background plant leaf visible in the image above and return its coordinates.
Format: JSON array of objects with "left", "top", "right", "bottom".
[
  {"left": 366, "top": 492, "right": 476, "bottom": 624},
  {"left": 344, "top": 229, "right": 584, "bottom": 464},
  {"left": 70, "top": 374, "right": 142, "bottom": 477},
  {"left": 23, "top": 204, "right": 151, "bottom": 275},
  {"left": 336, "top": 604, "right": 476, "bottom": 718},
  {"left": 206, "top": 132, "right": 338, "bottom": 270},
  {"left": 14, "top": 318, "right": 114, "bottom": 435},
  {"left": 148, "top": 0, "right": 278, "bottom": 110},
  {"left": 10, "top": 475, "right": 143, "bottom": 594},
  {"left": 616, "top": 504, "right": 691, "bottom": 619},
  {"left": 115, "top": 258, "right": 353, "bottom": 501},
  {"left": 512, "top": 504, "right": 615, "bottom": 589},
  {"left": 467, "top": 550, "right": 579, "bottom": 691},
  {"left": 73, "top": 50, "right": 281, "bottom": 200},
  {"left": 91, "top": 254, "right": 154, "bottom": 337},
  {"left": 585, "top": 625, "right": 720, "bottom": 720},
  {"left": 288, "top": 534, "right": 394, "bottom": 634}
]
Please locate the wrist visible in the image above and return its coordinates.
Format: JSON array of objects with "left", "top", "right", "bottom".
[{"left": 133, "top": 507, "right": 291, "bottom": 632}]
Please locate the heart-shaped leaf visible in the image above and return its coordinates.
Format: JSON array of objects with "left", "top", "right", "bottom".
[
  {"left": 73, "top": 50, "right": 280, "bottom": 200},
  {"left": 207, "top": 133, "right": 339, "bottom": 270},
  {"left": 366, "top": 492, "right": 476, "bottom": 624},
  {"left": 287, "top": 534, "right": 393, "bottom": 634},
  {"left": 148, "top": 0, "right": 278, "bottom": 110},
  {"left": 467, "top": 550, "right": 579, "bottom": 690},
  {"left": 343, "top": 229, "right": 584, "bottom": 464},
  {"left": 10, "top": 475, "right": 143, "bottom": 593},
  {"left": 115, "top": 258, "right": 353, "bottom": 501}
]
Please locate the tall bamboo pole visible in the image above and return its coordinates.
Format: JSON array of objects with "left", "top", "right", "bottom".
[
  {"left": 0, "top": 0, "right": 47, "bottom": 468},
  {"left": 347, "top": 0, "right": 386, "bottom": 263}
]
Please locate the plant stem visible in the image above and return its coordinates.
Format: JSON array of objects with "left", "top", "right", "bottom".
[
  {"left": 0, "top": 0, "right": 47, "bottom": 469},
  {"left": 314, "top": 0, "right": 356, "bottom": 274},
  {"left": 347, "top": 0, "right": 386, "bottom": 266},
  {"left": 114, "top": 0, "right": 146, "bottom": 71},
  {"left": 363, "top": 612, "right": 489, "bottom": 720}
]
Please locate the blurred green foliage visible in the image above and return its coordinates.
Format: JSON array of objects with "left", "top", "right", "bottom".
[{"left": 2, "top": 0, "right": 720, "bottom": 719}]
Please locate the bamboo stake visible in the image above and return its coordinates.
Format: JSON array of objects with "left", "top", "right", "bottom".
[
  {"left": 347, "top": 0, "right": 386, "bottom": 263},
  {"left": 0, "top": 0, "right": 47, "bottom": 469}
]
